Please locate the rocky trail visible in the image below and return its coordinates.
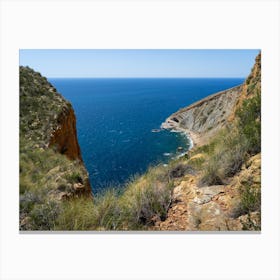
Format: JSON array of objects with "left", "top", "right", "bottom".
[{"left": 154, "top": 153, "right": 261, "bottom": 231}]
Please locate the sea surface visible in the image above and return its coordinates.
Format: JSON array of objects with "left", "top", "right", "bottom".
[{"left": 50, "top": 78, "right": 244, "bottom": 192}]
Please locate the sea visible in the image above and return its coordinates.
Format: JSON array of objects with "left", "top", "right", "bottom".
[{"left": 49, "top": 78, "right": 244, "bottom": 192}]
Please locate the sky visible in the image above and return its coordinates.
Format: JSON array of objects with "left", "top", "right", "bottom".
[{"left": 19, "top": 49, "right": 260, "bottom": 78}]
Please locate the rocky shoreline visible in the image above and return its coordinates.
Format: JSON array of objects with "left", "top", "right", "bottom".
[
  {"left": 161, "top": 84, "right": 243, "bottom": 148},
  {"left": 161, "top": 119, "right": 203, "bottom": 148}
]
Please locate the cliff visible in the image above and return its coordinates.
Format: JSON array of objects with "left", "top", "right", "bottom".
[
  {"left": 161, "top": 84, "right": 243, "bottom": 146},
  {"left": 20, "top": 66, "right": 83, "bottom": 160},
  {"left": 20, "top": 66, "right": 91, "bottom": 230},
  {"left": 48, "top": 106, "right": 82, "bottom": 161}
]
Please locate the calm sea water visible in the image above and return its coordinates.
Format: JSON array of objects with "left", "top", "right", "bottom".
[{"left": 50, "top": 78, "right": 243, "bottom": 192}]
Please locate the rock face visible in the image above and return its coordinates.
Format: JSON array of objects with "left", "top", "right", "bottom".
[
  {"left": 161, "top": 85, "right": 243, "bottom": 146},
  {"left": 49, "top": 106, "right": 82, "bottom": 161}
]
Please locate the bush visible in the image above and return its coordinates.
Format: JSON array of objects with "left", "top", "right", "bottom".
[
  {"left": 66, "top": 172, "right": 82, "bottom": 183},
  {"left": 219, "top": 131, "right": 249, "bottom": 177},
  {"left": 239, "top": 183, "right": 261, "bottom": 214},
  {"left": 187, "top": 155, "right": 205, "bottom": 170},
  {"left": 236, "top": 91, "right": 261, "bottom": 154},
  {"left": 30, "top": 201, "right": 60, "bottom": 230},
  {"left": 168, "top": 163, "right": 196, "bottom": 178},
  {"left": 199, "top": 154, "right": 224, "bottom": 186},
  {"left": 121, "top": 181, "right": 174, "bottom": 228}
]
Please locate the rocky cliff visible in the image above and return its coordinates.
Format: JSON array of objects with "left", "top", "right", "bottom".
[
  {"left": 20, "top": 66, "right": 91, "bottom": 230},
  {"left": 20, "top": 66, "right": 83, "bottom": 161},
  {"left": 48, "top": 106, "right": 82, "bottom": 161},
  {"left": 162, "top": 85, "right": 243, "bottom": 146}
]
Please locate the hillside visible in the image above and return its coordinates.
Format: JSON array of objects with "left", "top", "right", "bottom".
[
  {"left": 156, "top": 53, "right": 261, "bottom": 230},
  {"left": 20, "top": 66, "right": 92, "bottom": 230}
]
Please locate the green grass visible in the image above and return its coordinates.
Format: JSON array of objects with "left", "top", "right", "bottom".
[
  {"left": 54, "top": 167, "right": 175, "bottom": 230},
  {"left": 21, "top": 151, "right": 183, "bottom": 230},
  {"left": 20, "top": 136, "right": 90, "bottom": 230}
]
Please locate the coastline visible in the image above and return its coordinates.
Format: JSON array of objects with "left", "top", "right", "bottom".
[{"left": 161, "top": 121, "right": 202, "bottom": 150}]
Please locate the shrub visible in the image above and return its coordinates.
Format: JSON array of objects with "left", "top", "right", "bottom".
[
  {"left": 219, "top": 131, "right": 249, "bottom": 177},
  {"left": 236, "top": 91, "right": 261, "bottom": 154},
  {"left": 199, "top": 154, "right": 224, "bottom": 186},
  {"left": 194, "top": 140, "right": 216, "bottom": 156},
  {"left": 168, "top": 163, "right": 196, "bottom": 178},
  {"left": 121, "top": 181, "right": 174, "bottom": 228},
  {"left": 30, "top": 201, "right": 60, "bottom": 230},
  {"left": 66, "top": 172, "right": 82, "bottom": 183},
  {"left": 239, "top": 183, "right": 261, "bottom": 214},
  {"left": 187, "top": 155, "right": 205, "bottom": 170}
]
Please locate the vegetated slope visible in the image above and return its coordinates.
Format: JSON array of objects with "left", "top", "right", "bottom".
[
  {"left": 156, "top": 53, "right": 261, "bottom": 230},
  {"left": 20, "top": 66, "right": 92, "bottom": 230}
]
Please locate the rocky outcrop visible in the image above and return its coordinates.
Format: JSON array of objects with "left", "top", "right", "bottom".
[
  {"left": 161, "top": 85, "right": 243, "bottom": 146},
  {"left": 49, "top": 106, "right": 82, "bottom": 161}
]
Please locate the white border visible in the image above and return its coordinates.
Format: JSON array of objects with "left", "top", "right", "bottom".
[{"left": 1, "top": 1, "right": 280, "bottom": 279}]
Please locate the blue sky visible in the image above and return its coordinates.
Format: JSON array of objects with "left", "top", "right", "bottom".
[{"left": 19, "top": 49, "right": 260, "bottom": 78}]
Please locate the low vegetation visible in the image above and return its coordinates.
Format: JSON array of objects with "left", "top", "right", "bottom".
[
  {"left": 24, "top": 161, "right": 190, "bottom": 230},
  {"left": 20, "top": 137, "right": 90, "bottom": 230}
]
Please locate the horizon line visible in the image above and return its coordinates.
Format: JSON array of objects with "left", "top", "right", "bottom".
[{"left": 47, "top": 76, "right": 246, "bottom": 79}]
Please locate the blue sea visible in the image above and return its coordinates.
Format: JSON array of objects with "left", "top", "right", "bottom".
[{"left": 50, "top": 78, "right": 243, "bottom": 192}]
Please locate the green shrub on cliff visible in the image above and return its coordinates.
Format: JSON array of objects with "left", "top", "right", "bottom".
[
  {"left": 239, "top": 182, "right": 261, "bottom": 215},
  {"left": 236, "top": 91, "right": 261, "bottom": 154}
]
